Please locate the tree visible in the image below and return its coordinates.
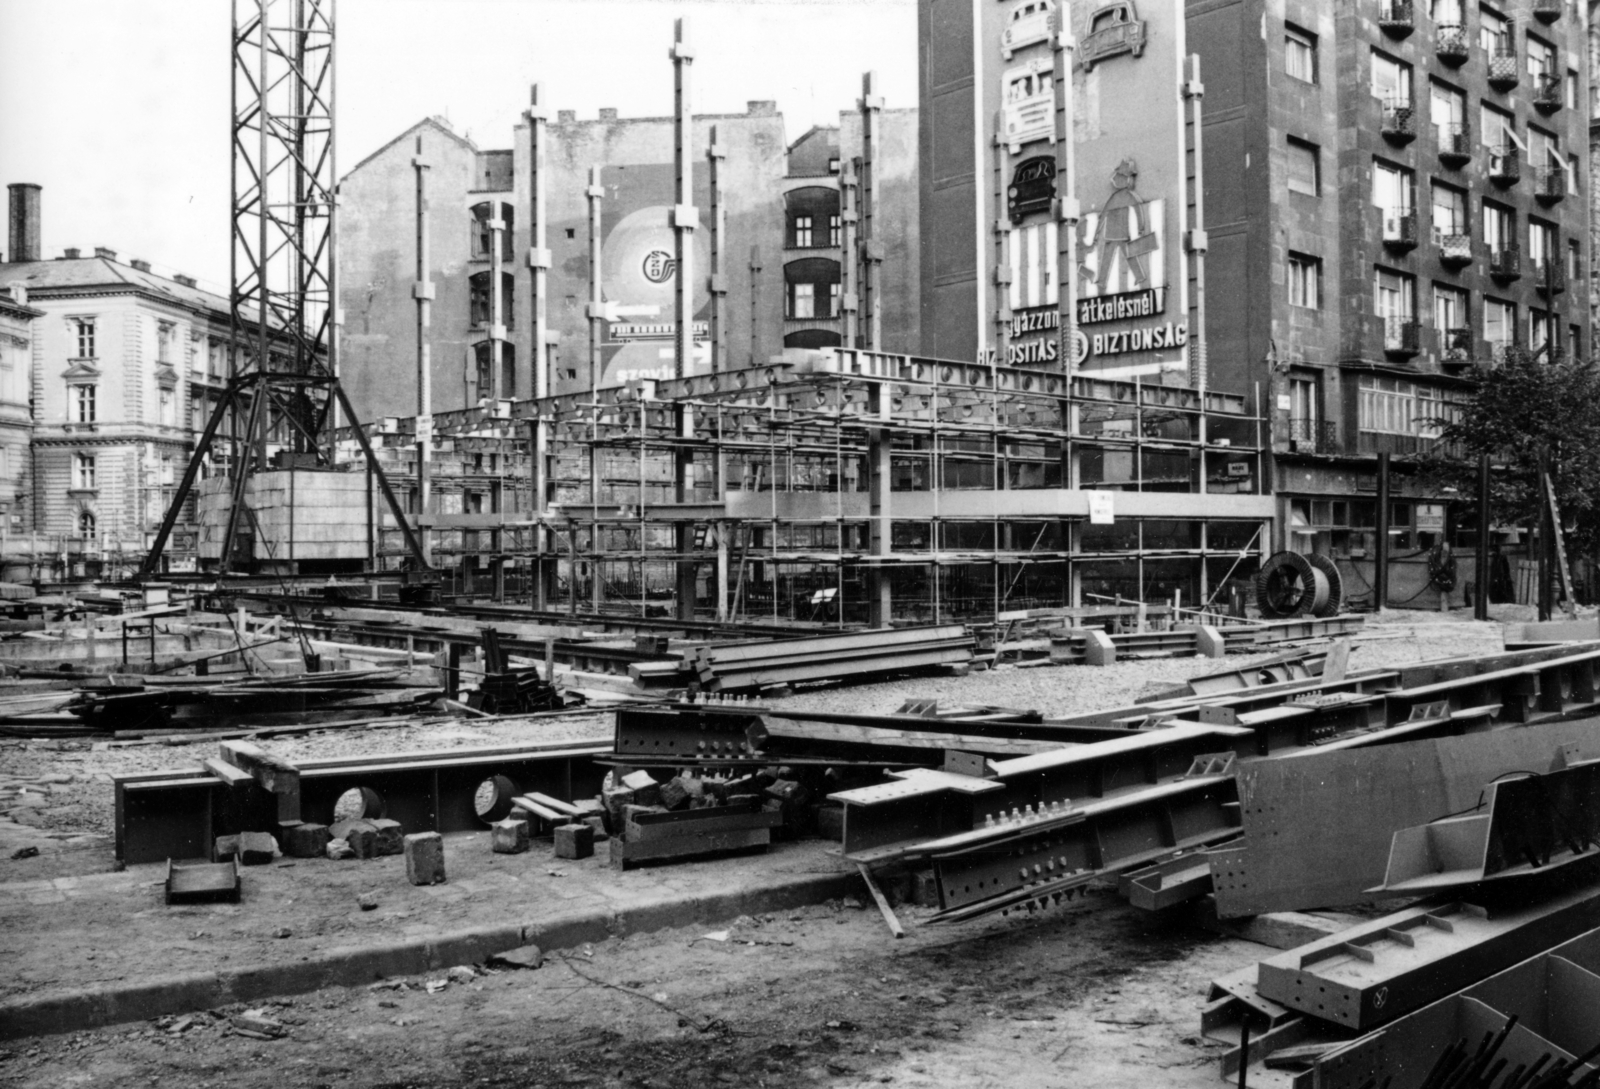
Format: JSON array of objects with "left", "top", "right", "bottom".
[{"left": 1419, "top": 349, "right": 1600, "bottom": 557}]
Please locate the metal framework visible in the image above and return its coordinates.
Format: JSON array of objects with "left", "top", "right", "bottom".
[{"left": 139, "top": 0, "right": 425, "bottom": 579}]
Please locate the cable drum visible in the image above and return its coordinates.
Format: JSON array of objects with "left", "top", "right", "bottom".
[
  {"left": 1304, "top": 553, "right": 1345, "bottom": 617},
  {"left": 1255, "top": 551, "right": 1330, "bottom": 619}
]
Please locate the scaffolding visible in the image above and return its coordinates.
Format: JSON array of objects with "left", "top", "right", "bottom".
[{"left": 354, "top": 347, "right": 1271, "bottom": 623}]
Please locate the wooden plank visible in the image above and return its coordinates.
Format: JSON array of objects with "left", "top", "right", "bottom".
[
  {"left": 611, "top": 826, "right": 770, "bottom": 867},
  {"left": 857, "top": 863, "right": 905, "bottom": 939},
  {"left": 754, "top": 718, "right": 1061, "bottom": 757},
  {"left": 624, "top": 806, "right": 781, "bottom": 844}
]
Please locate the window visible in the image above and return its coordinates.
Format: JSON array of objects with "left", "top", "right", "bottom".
[
  {"left": 1480, "top": 102, "right": 1513, "bottom": 149},
  {"left": 160, "top": 455, "right": 175, "bottom": 486},
  {"left": 74, "top": 319, "right": 96, "bottom": 360},
  {"left": 1286, "top": 138, "right": 1320, "bottom": 195},
  {"left": 1286, "top": 25, "right": 1317, "bottom": 82},
  {"left": 790, "top": 282, "right": 815, "bottom": 319},
  {"left": 1374, "top": 267, "right": 1415, "bottom": 345},
  {"left": 1287, "top": 253, "right": 1321, "bottom": 308},
  {"left": 1526, "top": 35, "right": 1554, "bottom": 81},
  {"left": 1482, "top": 200, "right": 1513, "bottom": 251},
  {"left": 1528, "top": 126, "right": 1559, "bottom": 170},
  {"left": 1432, "top": 0, "right": 1463, "bottom": 23},
  {"left": 1431, "top": 181, "right": 1467, "bottom": 239},
  {"left": 1568, "top": 239, "right": 1582, "bottom": 282},
  {"left": 829, "top": 214, "right": 842, "bottom": 248},
  {"left": 1566, "top": 70, "right": 1579, "bottom": 110},
  {"left": 793, "top": 215, "right": 813, "bottom": 248},
  {"left": 73, "top": 384, "right": 97, "bottom": 424},
  {"left": 469, "top": 272, "right": 491, "bottom": 327},
  {"left": 1372, "top": 51, "right": 1411, "bottom": 105},
  {"left": 469, "top": 203, "right": 514, "bottom": 261},
  {"left": 208, "top": 340, "right": 224, "bottom": 379},
  {"left": 1529, "top": 309, "right": 1553, "bottom": 353},
  {"left": 1431, "top": 81, "right": 1466, "bottom": 140},
  {"left": 1479, "top": 8, "right": 1509, "bottom": 55},
  {"left": 828, "top": 282, "right": 841, "bottom": 318},
  {"left": 1373, "top": 160, "right": 1414, "bottom": 218},
  {"left": 1529, "top": 219, "right": 1556, "bottom": 269},
  {"left": 73, "top": 454, "right": 96, "bottom": 490},
  {"left": 1484, "top": 297, "right": 1515, "bottom": 352},
  {"left": 1434, "top": 283, "right": 1469, "bottom": 335},
  {"left": 160, "top": 387, "right": 175, "bottom": 427},
  {"left": 1359, "top": 378, "right": 1416, "bottom": 435},
  {"left": 1289, "top": 373, "right": 1320, "bottom": 431},
  {"left": 78, "top": 511, "right": 96, "bottom": 537},
  {"left": 157, "top": 322, "right": 175, "bottom": 364}
]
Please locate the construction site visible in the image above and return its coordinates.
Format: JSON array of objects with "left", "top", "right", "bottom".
[{"left": 5, "top": 0, "right": 1600, "bottom": 1087}]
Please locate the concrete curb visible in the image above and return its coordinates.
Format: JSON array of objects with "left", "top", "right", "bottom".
[{"left": 0, "top": 869, "right": 859, "bottom": 1041}]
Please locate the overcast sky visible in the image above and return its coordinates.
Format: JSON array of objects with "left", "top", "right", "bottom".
[{"left": 0, "top": 0, "right": 915, "bottom": 293}]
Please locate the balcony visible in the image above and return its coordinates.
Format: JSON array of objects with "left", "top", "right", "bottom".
[
  {"left": 1437, "top": 232, "right": 1472, "bottom": 268},
  {"left": 1378, "top": 0, "right": 1414, "bottom": 38},
  {"left": 1535, "top": 261, "right": 1567, "bottom": 297},
  {"left": 1437, "top": 123, "right": 1472, "bottom": 167},
  {"left": 1381, "top": 211, "right": 1419, "bottom": 252},
  {"left": 1532, "top": 0, "right": 1561, "bottom": 23},
  {"left": 1488, "top": 146, "right": 1520, "bottom": 187},
  {"left": 1381, "top": 100, "right": 1416, "bottom": 144},
  {"left": 1383, "top": 316, "right": 1422, "bottom": 359},
  {"left": 1435, "top": 24, "right": 1469, "bottom": 66},
  {"left": 1489, "top": 245, "right": 1522, "bottom": 283},
  {"left": 1442, "top": 327, "right": 1474, "bottom": 369},
  {"left": 1286, "top": 418, "right": 1338, "bottom": 455},
  {"left": 1533, "top": 73, "right": 1563, "bottom": 114},
  {"left": 1487, "top": 49, "right": 1519, "bottom": 92},
  {"left": 1534, "top": 166, "right": 1566, "bottom": 205}
]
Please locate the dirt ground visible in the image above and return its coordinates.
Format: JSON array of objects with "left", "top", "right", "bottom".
[{"left": 0, "top": 882, "right": 1257, "bottom": 1089}]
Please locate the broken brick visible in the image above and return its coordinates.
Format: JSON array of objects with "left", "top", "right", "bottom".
[
  {"left": 619, "top": 770, "right": 662, "bottom": 807},
  {"left": 238, "top": 831, "right": 278, "bottom": 866},
  {"left": 281, "top": 822, "right": 331, "bottom": 859},
  {"left": 659, "top": 775, "right": 703, "bottom": 811},
  {"left": 491, "top": 818, "right": 530, "bottom": 855},
  {"left": 580, "top": 815, "right": 609, "bottom": 842},
  {"left": 213, "top": 834, "right": 240, "bottom": 863},
  {"left": 343, "top": 822, "right": 379, "bottom": 859},
  {"left": 370, "top": 819, "right": 404, "bottom": 857},
  {"left": 601, "top": 787, "right": 636, "bottom": 834},
  {"left": 325, "top": 837, "right": 355, "bottom": 860},
  {"left": 404, "top": 832, "right": 446, "bottom": 885},
  {"left": 553, "top": 822, "right": 594, "bottom": 860}
]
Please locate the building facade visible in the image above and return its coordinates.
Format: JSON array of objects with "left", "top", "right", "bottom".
[
  {"left": 1194, "top": 0, "right": 1591, "bottom": 577},
  {"left": 338, "top": 102, "right": 920, "bottom": 427}
]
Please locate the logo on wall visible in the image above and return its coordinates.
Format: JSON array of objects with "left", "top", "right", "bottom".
[
  {"left": 1001, "top": 58, "right": 1056, "bottom": 153},
  {"left": 1079, "top": 1, "right": 1147, "bottom": 70},
  {"left": 1000, "top": 0, "right": 1056, "bottom": 60},
  {"left": 641, "top": 250, "right": 677, "bottom": 284},
  {"left": 1077, "top": 158, "right": 1163, "bottom": 298},
  {"left": 1007, "top": 156, "right": 1057, "bottom": 223}
]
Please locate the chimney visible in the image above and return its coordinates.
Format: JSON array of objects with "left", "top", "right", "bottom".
[
  {"left": 130, "top": 258, "right": 151, "bottom": 273},
  {"left": 557, "top": 110, "right": 576, "bottom": 124},
  {"left": 598, "top": 108, "right": 618, "bottom": 122},
  {"left": 174, "top": 273, "right": 197, "bottom": 288},
  {"left": 747, "top": 100, "right": 778, "bottom": 117},
  {"left": 7, "top": 183, "right": 41, "bottom": 263},
  {"left": 94, "top": 246, "right": 117, "bottom": 262},
  {"left": 62, "top": 247, "right": 81, "bottom": 260}
]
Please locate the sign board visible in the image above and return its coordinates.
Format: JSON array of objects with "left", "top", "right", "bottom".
[{"left": 1088, "top": 490, "right": 1115, "bottom": 525}]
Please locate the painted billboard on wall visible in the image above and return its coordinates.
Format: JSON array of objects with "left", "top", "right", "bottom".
[
  {"left": 978, "top": 0, "right": 1189, "bottom": 380},
  {"left": 597, "top": 164, "right": 713, "bottom": 386}
]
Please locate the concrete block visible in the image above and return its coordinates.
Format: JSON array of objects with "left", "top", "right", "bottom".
[
  {"left": 214, "top": 834, "right": 240, "bottom": 863},
  {"left": 404, "top": 832, "right": 447, "bottom": 885},
  {"left": 343, "top": 821, "right": 378, "bottom": 859},
  {"left": 281, "top": 821, "right": 331, "bottom": 859},
  {"left": 491, "top": 818, "right": 530, "bottom": 854},
  {"left": 554, "top": 823, "right": 594, "bottom": 860},
  {"left": 620, "top": 770, "right": 661, "bottom": 807},
  {"left": 601, "top": 788, "right": 635, "bottom": 833},
  {"left": 238, "top": 832, "right": 278, "bottom": 866},
  {"left": 325, "top": 837, "right": 355, "bottom": 860},
  {"left": 370, "top": 819, "right": 404, "bottom": 856},
  {"left": 659, "top": 775, "right": 702, "bottom": 811},
  {"left": 580, "top": 815, "right": 609, "bottom": 842},
  {"left": 1084, "top": 629, "right": 1117, "bottom": 667},
  {"left": 1191, "top": 625, "right": 1225, "bottom": 659}
]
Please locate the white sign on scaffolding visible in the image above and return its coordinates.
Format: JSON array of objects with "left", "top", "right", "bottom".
[{"left": 1088, "top": 491, "right": 1115, "bottom": 525}]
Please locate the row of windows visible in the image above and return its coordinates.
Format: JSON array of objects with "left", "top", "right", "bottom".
[
  {"left": 789, "top": 214, "right": 843, "bottom": 249},
  {"left": 1369, "top": 159, "right": 1579, "bottom": 260},
  {"left": 65, "top": 383, "right": 179, "bottom": 426},
  {"left": 1287, "top": 254, "right": 1576, "bottom": 352},
  {"left": 1285, "top": 126, "right": 1574, "bottom": 198},
  {"left": 787, "top": 281, "right": 843, "bottom": 319},
  {"left": 69, "top": 318, "right": 184, "bottom": 364}
]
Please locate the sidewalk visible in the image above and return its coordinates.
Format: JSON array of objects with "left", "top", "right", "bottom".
[{"left": 0, "top": 831, "right": 860, "bottom": 1040}]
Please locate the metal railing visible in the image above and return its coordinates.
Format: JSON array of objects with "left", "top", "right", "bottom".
[
  {"left": 1381, "top": 100, "right": 1415, "bottom": 142},
  {"left": 1378, "top": 0, "right": 1414, "bottom": 34},
  {"left": 1437, "top": 232, "right": 1472, "bottom": 265},
  {"left": 1489, "top": 245, "right": 1522, "bottom": 281},
  {"left": 1533, "top": 72, "right": 1563, "bottom": 112},
  {"left": 1435, "top": 24, "right": 1469, "bottom": 64},
  {"left": 1383, "top": 317, "right": 1421, "bottom": 356},
  {"left": 1535, "top": 166, "right": 1566, "bottom": 203},
  {"left": 1436, "top": 122, "right": 1471, "bottom": 165},
  {"left": 1489, "top": 145, "right": 1520, "bottom": 185},
  {"left": 1487, "top": 48, "right": 1520, "bottom": 90},
  {"left": 1286, "top": 417, "right": 1338, "bottom": 454}
]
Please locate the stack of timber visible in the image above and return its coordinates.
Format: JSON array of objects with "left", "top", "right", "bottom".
[{"left": 691, "top": 625, "right": 975, "bottom": 693}]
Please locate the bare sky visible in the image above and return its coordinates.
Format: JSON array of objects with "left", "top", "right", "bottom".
[{"left": 0, "top": 0, "right": 915, "bottom": 293}]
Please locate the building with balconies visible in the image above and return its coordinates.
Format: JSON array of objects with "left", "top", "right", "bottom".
[{"left": 1194, "top": 0, "right": 1589, "bottom": 573}]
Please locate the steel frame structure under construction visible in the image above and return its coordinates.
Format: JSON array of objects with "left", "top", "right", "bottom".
[{"left": 349, "top": 346, "right": 1273, "bottom": 624}]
